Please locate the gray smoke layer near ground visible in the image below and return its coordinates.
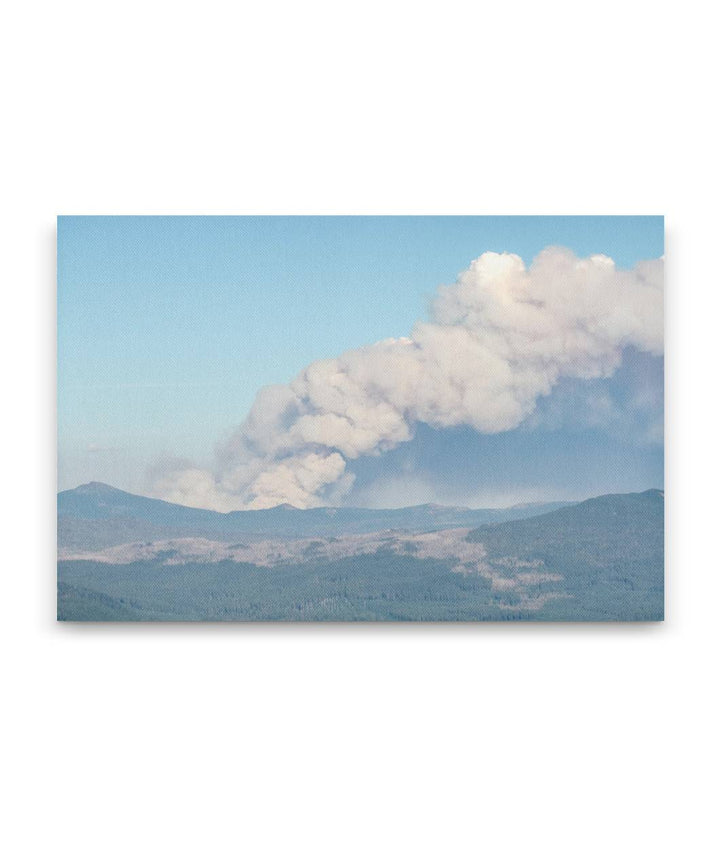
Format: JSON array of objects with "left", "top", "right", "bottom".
[{"left": 151, "top": 247, "right": 664, "bottom": 511}]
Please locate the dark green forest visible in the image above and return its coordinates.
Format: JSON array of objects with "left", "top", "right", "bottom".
[{"left": 58, "top": 488, "right": 663, "bottom": 622}]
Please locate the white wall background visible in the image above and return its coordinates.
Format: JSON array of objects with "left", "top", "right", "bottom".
[{"left": 2, "top": 2, "right": 718, "bottom": 854}]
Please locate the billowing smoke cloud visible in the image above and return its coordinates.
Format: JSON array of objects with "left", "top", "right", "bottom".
[{"left": 151, "top": 247, "right": 664, "bottom": 511}]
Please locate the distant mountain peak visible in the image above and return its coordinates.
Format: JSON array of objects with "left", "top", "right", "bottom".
[{"left": 73, "top": 481, "right": 125, "bottom": 495}]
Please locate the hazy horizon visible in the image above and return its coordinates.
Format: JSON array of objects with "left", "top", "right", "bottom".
[{"left": 59, "top": 478, "right": 663, "bottom": 515}]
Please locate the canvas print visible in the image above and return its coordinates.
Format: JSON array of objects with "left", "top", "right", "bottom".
[{"left": 57, "top": 216, "right": 664, "bottom": 621}]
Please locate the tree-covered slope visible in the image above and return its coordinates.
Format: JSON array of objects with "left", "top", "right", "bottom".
[
  {"left": 466, "top": 489, "right": 664, "bottom": 620},
  {"left": 57, "top": 489, "right": 664, "bottom": 622}
]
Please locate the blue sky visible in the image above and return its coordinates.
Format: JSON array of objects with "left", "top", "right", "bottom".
[{"left": 58, "top": 216, "right": 664, "bottom": 502}]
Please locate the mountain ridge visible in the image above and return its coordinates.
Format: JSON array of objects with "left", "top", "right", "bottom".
[
  {"left": 466, "top": 487, "right": 664, "bottom": 542},
  {"left": 57, "top": 481, "right": 578, "bottom": 550},
  {"left": 58, "top": 481, "right": 662, "bottom": 553},
  {"left": 59, "top": 480, "right": 577, "bottom": 516}
]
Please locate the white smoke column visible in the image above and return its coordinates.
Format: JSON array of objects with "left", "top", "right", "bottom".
[{"left": 153, "top": 247, "right": 664, "bottom": 511}]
